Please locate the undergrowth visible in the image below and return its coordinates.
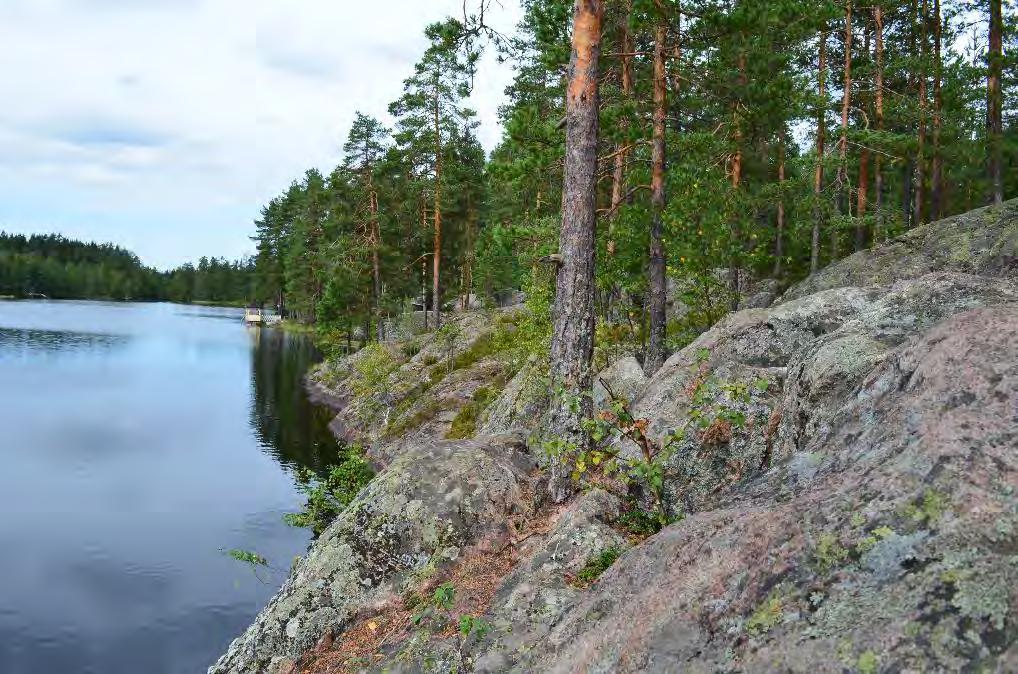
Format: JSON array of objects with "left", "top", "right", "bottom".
[
  {"left": 574, "top": 546, "right": 622, "bottom": 587},
  {"left": 284, "top": 445, "right": 375, "bottom": 535}
]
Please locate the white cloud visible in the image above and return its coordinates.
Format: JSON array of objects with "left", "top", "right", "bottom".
[{"left": 0, "top": 0, "right": 523, "bottom": 268}]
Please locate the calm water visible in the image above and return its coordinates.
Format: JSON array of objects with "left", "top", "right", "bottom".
[{"left": 0, "top": 300, "right": 342, "bottom": 674}]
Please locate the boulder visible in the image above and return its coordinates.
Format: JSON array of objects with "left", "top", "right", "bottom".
[
  {"left": 478, "top": 357, "right": 549, "bottom": 437},
  {"left": 306, "top": 311, "right": 512, "bottom": 465},
  {"left": 209, "top": 434, "right": 539, "bottom": 674},
  {"left": 782, "top": 198, "right": 1018, "bottom": 302},
  {"left": 592, "top": 355, "right": 648, "bottom": 409},
  {"left": 511, "top": 306, "right": 1018, "bottom": 673}
]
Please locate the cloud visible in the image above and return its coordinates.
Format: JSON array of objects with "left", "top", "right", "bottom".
[
  {"left": 0, "top": 0, "right": 523, "bottom": 269},
  {"left": 44, "top": 117, "right": 172, "bottom": 149}
]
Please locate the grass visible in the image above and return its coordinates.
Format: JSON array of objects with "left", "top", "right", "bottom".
[
  {"left": 276, "top": 319, "right": 317, "bottom": 334},
  {"left": 384, "top": 397, "right": 454, "bottom": 439},
  {"left": 445, "top": 385, "right": 500, "bottom": 440}
]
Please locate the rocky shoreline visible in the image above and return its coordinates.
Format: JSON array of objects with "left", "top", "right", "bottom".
[{"left": 212, "top": 200, "right": 1017, "bottom": 673}]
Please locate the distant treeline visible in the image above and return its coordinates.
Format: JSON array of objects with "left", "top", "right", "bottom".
[{"left": 0, "top": 232, "right": 260, "bottom": 305}]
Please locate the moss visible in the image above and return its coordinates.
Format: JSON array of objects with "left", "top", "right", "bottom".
[
  {"left": 902, "top": 489, "right": 950, "bottom": 526},
  {"left": 950, "top": 565, "right": 1012, "bottom": 630},
  {"left": 856, "top": 650, "right": 879, "bottom": 674},
  {"left": 574, "top": 547, "right": 622, "bottom": 587},
  {"left": 815, "top": 532, "right": 849, "bottom": 573},
  {"left": 855, "top": 525, "right": 896, "bottom": 555},
  {"left": 613, "top": 504, "right": 666, "bottom": 538},
  {"left": 445, "top": 386, "right": 499, "bottom": 440},
  {"left": 449, "top": 331, "right": 500, "bottom": 372},
  {"left": 746, "top": 593, "right": 785, "bottom": 635},
  {"left": 384, "top": 398, "right": 452, "bottom": 439}
]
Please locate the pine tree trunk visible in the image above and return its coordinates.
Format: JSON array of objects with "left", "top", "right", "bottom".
[
  {"left": 671, "top": 8, "right": 683, "bottom": 137},
  {"left": 931, "top": 0, "right": 944, "bottom": 220},
  {"left": 774, "top": 142, "right": 786, "bottom": 277},
  {"left": 988, "top": 0, "right": 1003, "bottom": 206},
  {"left": 608, "top": 0, "right": 633, "bottom": 223},
  {"left": 915, "top": 0, "right": 928, "bottom": 226},
  {"left": 812, "top": 30, "right": 828, "bottom": 272},
  {"left": 547, "top": 0, "right": 603, "bottom": 503},
  {"left": 370, "top": 183, "right": 384, "bottom": 342},
  {"left": 432, "top": 83, "right": 443, "bottom": 329},
  {"left": 463, "top": 193, "right": 475, "bottom": 311},
  {"left": 421, "top": 202, "right": 429, "bottom": 332},
  {"left": 874, "top": 3, "right": 885, "bottom": 240},
  {"left": 835, "top": 0, "right": 853, "bottom": 260},
  {"left": 607, "top": 0, "right": 633, "bottom": 316},
  {"left": 645, "top": 10, "right": 668, "bottom": 376},
  {"left": 729, "top": 48, "right": 746, "bottom": 310}
]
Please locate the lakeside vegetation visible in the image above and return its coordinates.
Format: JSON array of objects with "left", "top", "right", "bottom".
[{"left": 249, "top": 0, "right": 1016, "bottom": 365}]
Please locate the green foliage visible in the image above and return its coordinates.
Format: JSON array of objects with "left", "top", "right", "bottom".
[
  {"left": 746, "top": 593, "right": 785, "bottom": 635},
  {"left": 0, "top": 232, "right": 259, "bottom": 304},
  {"left": 855, "top": 526, "right": 896, "bottom": 555},
  {"left": 613, "top": 503, "right": 667, "bottom": 538},
  {"left": 284, "top": 446, "right": 375, "bottom": 535},
  {"left": 349, "top": 344, "right": 401, "bottom": 397},
  {"left": 902, "top": 490, "right": 950, "bottom": 525},
  {"left": 445, "top": 385, "right": 499, "bottom": 440},
  {"left": 412, "top": 582, "right": 492, "bottom": 646},
  {"left": 225, "top": 549, "right": 268, "bottom": 567},
  {"left": 432, "top": 582, "right": 456, "bottom": 611},
  {"left": 574, "top": 546, "right": 623, "bottom": 587},
  {"left": 815, "top": 533, "right": 849, "bottom": 573},
  {"left": 545, "top": 349, "right": 771, "bottom": 526},
  {"left": 458, "top": 615, "right": 492, "bottom": 639},
  {"left": 384, "top": 397, "right": 453, "bottom": 439},
  {"left": 856, "top": 651, "right": 879, "bottom": 674}
]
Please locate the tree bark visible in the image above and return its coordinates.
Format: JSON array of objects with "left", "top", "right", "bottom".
[
  {"left": 812, "top": 30, "right": 828, "bottom": 272},
  {"left": 834, "top": 0, "right": 852, "bottom": 260},
  {"left": 645, "top": 6, "right": 668, "bottom": 376},
  {"left": 548, "top": 0, "right": 603, "bottom": 503},
  {"left": 370, "top": 185, "right": 383, "bottom": 342},
  {"left": 671, "top": 9, "right": 683, "bottom": 137},
  {"left": 874, "top": 3, "right": 885, "bottom": 240},
  {"left": 988, "top": 0, "right": 1003, "bottom": 206},
  {"left": 421, "top": 199, "right": 429, "bottom": 331},
  {"left": 432, "top": 81, "right": 443, "bottom": 328},
  {"left": 855, "top": 19, "right": 870, "bottom": 251},
  {"left": 915, "top": 0, "right": 928, "bottom": 226},
  {"left": 462, "top": 192, "right": 475, "bottom": 311},
  {"left": 931, "top": 0, "right": 944, "bottom": 220},
  {"left": 775, "top": 142, "right": 786, "bottom": 277},
  {"left": 608, "top": 0, "right": 633, "bottom": 224},
  {"left": 728, "top": 45, "right": 746, "bottom": 310}
]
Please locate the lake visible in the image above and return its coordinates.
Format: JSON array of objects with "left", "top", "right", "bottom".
[{"left": 0, "top": 300, "right": 342, "bottom": 674}]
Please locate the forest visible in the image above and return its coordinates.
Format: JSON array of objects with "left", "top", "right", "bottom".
[
  {"left": 0, "top": 232, "right": 257, "bottom": 304},
  {"left": 251, "top": 0, "right": 1015, "bottom": 373}
]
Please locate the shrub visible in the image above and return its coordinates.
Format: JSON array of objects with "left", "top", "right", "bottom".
[
  {"left": 284, "top": 445, "right": 375, "bottom": 535},
  {"left": 350, "top": 344, "right": 400, "bottom": 397}
]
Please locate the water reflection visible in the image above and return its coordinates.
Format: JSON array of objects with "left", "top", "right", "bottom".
[
  {"left": 0, "top": 326, "right": 128, "bottom": 361},
  {"left": 250, "top": 327, "right": 343, "bottom": 473},
  {"left": 0, "top": 301, "right": 337, "bottom": 674}
]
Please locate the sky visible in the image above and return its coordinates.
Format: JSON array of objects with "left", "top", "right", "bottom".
[{"left": 0, "top": 0, "right": 523, "bottom": 270}]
